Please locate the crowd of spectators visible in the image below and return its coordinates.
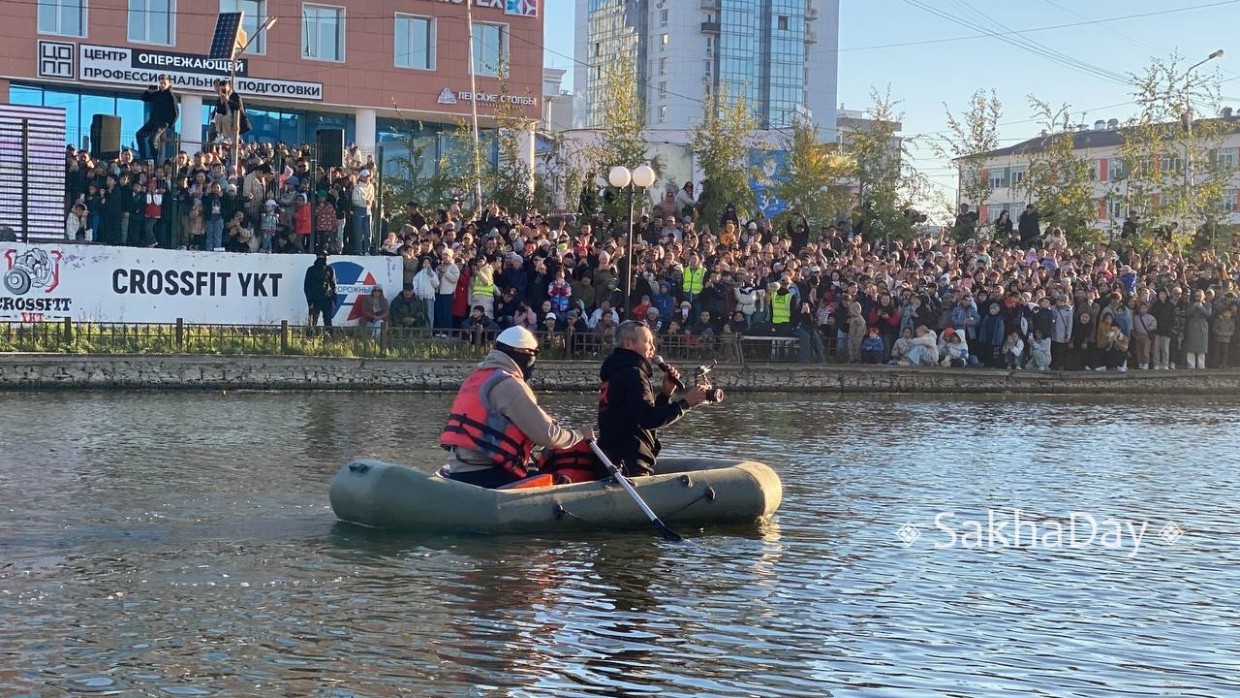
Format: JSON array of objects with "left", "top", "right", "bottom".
[
  {"left": 60, "top": 127, "right": 1240, "bottom": 370},
  {"left": 346, "top": 190, "right": 1240, "bottom": 371},
  {"left": 64, "top": 136, "right": 379, "bottom": 254}
]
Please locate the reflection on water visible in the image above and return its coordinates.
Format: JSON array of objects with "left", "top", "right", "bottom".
[{"left": 1, "top": 390, "right": 1239, "bottom": 696}]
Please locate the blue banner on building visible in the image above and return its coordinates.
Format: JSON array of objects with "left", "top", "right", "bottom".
[{"left": 750, "top": 149, "right": 788, "bottom": 219}]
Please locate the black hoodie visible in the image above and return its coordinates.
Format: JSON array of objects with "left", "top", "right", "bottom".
[{"left": 597, "top": 348, "right": 689, "bottom": 476}]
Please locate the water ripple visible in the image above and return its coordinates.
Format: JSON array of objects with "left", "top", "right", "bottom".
[{"left": 1, "top": 391, "right": 1239, "bottom": 696}]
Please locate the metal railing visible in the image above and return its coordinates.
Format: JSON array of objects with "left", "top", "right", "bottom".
[{"left": 0, "top": 319, "right": 845, "bottom": 364}]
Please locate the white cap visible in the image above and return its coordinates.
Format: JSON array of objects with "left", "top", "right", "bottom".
[
  {"left": 359, "top": 169, "right": 371, "bottom": 178},
  {"left": 265, "top": 199, "right": 277, "bottom": 207},
  {"left": 496, "top": 325, "right": 538, "bottom": 350}
]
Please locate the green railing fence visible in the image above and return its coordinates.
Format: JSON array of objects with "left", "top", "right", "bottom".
[{"left": 0, "top": 319, "right": 831, "bottom": 363}]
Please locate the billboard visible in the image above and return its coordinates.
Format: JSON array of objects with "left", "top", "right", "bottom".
[{"left": 0, "top": 244, "right": 403, "bottom": 325}]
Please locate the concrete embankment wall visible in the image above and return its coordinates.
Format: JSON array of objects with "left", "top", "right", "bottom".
[{"left": 2, "top": 354, "right": 1240, "bottom": 395}]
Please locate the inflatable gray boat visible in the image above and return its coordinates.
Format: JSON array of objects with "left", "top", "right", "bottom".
[{"left": 329, "top": 457, "right": 782, "bottom": 534}]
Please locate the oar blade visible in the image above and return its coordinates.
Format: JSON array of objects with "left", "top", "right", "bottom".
[{"left": 654, "top": 519, "right": 684, "bottom": 542}]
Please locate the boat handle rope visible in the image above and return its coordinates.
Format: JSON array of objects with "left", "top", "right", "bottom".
[{"left": 550, "top": 487, "right": 718, "bottom": 531}]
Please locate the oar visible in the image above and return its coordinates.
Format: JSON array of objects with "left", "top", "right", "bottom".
[{"left": 588, "top": 440, "right": 683, "bottom": 542}]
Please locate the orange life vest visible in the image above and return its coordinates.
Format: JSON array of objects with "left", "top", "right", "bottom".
[
  {"left": 440, "top": 367, "right": 535, "bottom": 478},
  {"left": 535, "top": 441, "right": 607, "bottom": 484}
]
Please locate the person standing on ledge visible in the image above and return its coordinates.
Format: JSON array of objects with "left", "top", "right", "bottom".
[
  {"left": 303, "top": 250, "right": 337, "bottom": 332},
  {"left": 596, "top": 321, "right": 712, "bottom": 477},
  {"left": 136, "top": 74, "right": 178, "bottom": 163},
  {"left": 440, "top": 326, "right": 595, "bottom": 489}
]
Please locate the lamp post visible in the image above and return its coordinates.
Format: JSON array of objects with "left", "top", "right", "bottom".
[
  {"left": 229, "top": 15, "right": 278, "bottom": 172},
  {"left": 608, "top": 164, "right": 657, "bottom": 317},
  {"left": 1182, "top": 49, "right": 1223, "bottom": 233}
]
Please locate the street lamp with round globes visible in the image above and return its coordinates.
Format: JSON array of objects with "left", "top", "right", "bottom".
[{"left": 608, "top": 164, "right": 658, "bottom": 316}]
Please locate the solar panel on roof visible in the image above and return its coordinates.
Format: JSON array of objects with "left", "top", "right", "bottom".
[{"left": 208, "top": 12, "right": 244, "bottom": 60}]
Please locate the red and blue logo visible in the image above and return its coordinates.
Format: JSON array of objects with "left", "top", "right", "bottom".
[{"left": 330, "top": 261, "right": 381, "bottom": 323}]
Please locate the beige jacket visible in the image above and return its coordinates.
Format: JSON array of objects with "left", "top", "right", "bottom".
[{"left": 447, "top": 350, "right": 588, "bottom": 473}]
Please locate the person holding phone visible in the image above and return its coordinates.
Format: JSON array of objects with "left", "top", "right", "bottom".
[{"left": 136, "top": 74, "right": 178, "bottom": 162}]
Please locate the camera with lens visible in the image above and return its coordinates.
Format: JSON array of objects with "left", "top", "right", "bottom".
[{"left": 694, "top": 360, "right": 725, "bottom": 404}]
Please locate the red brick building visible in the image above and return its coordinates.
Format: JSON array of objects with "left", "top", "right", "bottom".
[{"left": 0, "top": 0, "right": 544, "bottom": 155}]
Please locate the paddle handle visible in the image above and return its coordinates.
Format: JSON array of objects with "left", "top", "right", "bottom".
[{"left": 587, "top": 440, "right": 683, "bottom": 541}]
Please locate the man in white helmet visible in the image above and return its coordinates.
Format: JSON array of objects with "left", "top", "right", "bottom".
[{"left": 440, "top": 326, "right": 595, "bottom": 488}]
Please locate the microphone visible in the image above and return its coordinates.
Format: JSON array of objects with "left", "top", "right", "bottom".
[{"left": 653, "top": 355, "right": 686, "bottom": 391}]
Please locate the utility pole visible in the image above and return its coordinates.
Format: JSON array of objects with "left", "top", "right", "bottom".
[{"left": 466, "top": 0, "right": 484, "bottom": 216}]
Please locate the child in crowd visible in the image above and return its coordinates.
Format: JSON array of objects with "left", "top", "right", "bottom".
[
  {"left": 260, "top": 199, "right": 279, "bottom": 253},
  {"left": 860, "top": 327, "right": 885, "bottom": 364},
  {"left": 890, "top": 327, "right": 914, "bottom": 365},
  {"left": 187, "top": 199, "right": 205, "bottom": 250},
  {"left": 939, "top": 327, "right": 971, "bottom": 368},
  {"left": 1003, "top": 330, "right": 1026, "bottom": 370},
  {"left": 1028, "top": 329, "right": 1052, "bottom": 371}
]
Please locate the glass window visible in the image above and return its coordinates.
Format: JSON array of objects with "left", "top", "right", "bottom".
[
  {"left": 659, "top": 58, "right": 665, "bottom": 76},
  {"left": 1216, "top": 147, "right": 1237, "bottom": 170},
  {"left": 129, "top": 0, "right": 175, "bottom": 45},
  {"left": 9, "top": 85, "right": 44, "bottom": 107},
  {"left": 219, "top": 0, "right": 268, "bottom": 55},
  {"left": 660, "top": 33, "right": 668, "bottom": 46},
  {"left": 41, "top": 89, "right": 80, "bottom": 145},
  {"left": 471, "top": 23, "right": 506, "bottom": 77},
  {"left": 303, "top": 4, "right": 345, "bottom": 62},
  {"left": 1223, "top": 188, "right": 1238, "bottom": 213},
  {"left": 38, "top": 0, "right": 86, "bottom": 37},
  {"left": 395, "top": 14, "right": 435, "bottom": 70},
  {"left": 988, "top": 168, "right": 1008, "bottom": 189},
  {"left": 777, "top": 15, "right": 788, "bottom": 30},
  {"left": 659, "top": 81, "right": 666, "bottom": 98},
  {"left": 1108, "top": 161, "right": 1125, "bottom": 181},
  {"left": 660, "top": 9, "right": 667, "bottom": 26}
]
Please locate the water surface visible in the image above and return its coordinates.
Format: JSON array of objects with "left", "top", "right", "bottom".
[{"left": 2, "top": 390, "right": 1238, "bottom": 697}]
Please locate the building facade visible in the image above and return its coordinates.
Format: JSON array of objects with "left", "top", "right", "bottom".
[
  {"left": 963, "top": 115, "right": 1240, "bottom": 236},
  {"left": 0, "top": 0, "right": 544, "bottom": 159},
  {"left": 573, "top": 0, "right": 838, "bottom": 137}
]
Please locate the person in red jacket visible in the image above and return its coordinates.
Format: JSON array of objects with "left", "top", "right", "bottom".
[
  {"left": 292, "top": 193, "right": 312, "bottom": 252},
  {"left": 867, "top": 291, "right": 902, "bottom": 361}
]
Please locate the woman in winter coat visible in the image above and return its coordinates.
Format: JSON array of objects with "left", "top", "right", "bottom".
[
  {"left": 976, "top": 302, "right": 1006, "bottom": 367},
  {"left": 411, "top": 257, "right": 440, "bottom": 328},
  {"left": 734, "top": 276, "right": 759, "bottom": 325},
  {"left": 1210, "top": 303, "right": 1234, "bottom": 368},
  {"left": 847, "top": 301, "right": 867, "bottom": 363},
  {"left": 1150, "top": 288, "right": 1175, "bottom": 370},
  {"left": 1182, "top": 289, "right": 1212, "bottom": 369},
  {"left": 435, "top": 250, "right": 460, "bottom": 330},
  {"left": 1130, "top": 300, "right": 1157, "bottom": 370},
  {"left": 1070, "top": 310, "right": 1097, "bottom": 371},
  {"left": 795, "top": 302, "right": 826, "bottom": 363}
]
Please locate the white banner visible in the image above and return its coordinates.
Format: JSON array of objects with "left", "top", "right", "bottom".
[
  {"left": 75, "top": 44, "right": 324, "bottom": 102},
  {"left": 0, "top": 244, "right": 402, "bottom": 326}
]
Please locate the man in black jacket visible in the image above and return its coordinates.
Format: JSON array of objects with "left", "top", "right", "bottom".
[
  {"left": 1018, "top": 204, "right": 1041, "bottom": 246},
  {"left": 596, "top": 321, "right": 711, "bottom": 476},
  {"left": 137, "top": 74, "right": 178, "bottom": 162},
  {"left": 304, "top": 251, "right": 338, "bottom": 331}
]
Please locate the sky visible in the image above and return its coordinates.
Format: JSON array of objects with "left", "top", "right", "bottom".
[{"left": 542, "top": 0, "right": 1240, "bottom": 206}]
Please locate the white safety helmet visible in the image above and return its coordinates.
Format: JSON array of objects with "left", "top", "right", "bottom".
[{"left": 496, "top": 326, "right": 538, "bottom": 351}]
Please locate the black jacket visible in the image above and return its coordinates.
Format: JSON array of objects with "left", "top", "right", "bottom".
[
  {"left": 141, "top": 86, "right": 179, "bottom": 126},
  {"left": 597, "top": 348, "right": 688, "bottom": 476},
  {"left": 303, "top": 259, "right": 337, "bottom": 302}
]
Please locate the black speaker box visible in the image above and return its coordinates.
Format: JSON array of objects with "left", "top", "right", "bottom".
[
  {"left": 90, "top": 114, "right": 122, "bottom": 160},
  {"left": 316, "top": 128, "right": 345, "bottom": 169}
]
